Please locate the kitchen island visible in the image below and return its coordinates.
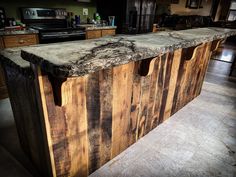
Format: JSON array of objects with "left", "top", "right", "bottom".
[{"left": 1, "top": 28, "right": 236, "bottom": 177}]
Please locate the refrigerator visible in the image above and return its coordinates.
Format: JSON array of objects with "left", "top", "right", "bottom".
[{"left": 97, "top": 0, "right": 157, "bottom": 34}]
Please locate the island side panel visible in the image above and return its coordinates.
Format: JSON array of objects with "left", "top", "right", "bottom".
[
  {"left": 2, "top": 65, "right": 53, "bottom": 177},
  {"left": 111, "top": 62, "right": 134, "bottom": 158},
  {"left": 37, "top": 72, "right": 89, "bottom": 177}
]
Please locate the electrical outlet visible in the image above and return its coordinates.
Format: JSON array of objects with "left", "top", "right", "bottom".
[{"left": 83, "top": 8, "right": 88, "bottom": 16}]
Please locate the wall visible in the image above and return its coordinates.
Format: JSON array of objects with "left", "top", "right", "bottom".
[
  {"left": 170, "top": 0, "right": 212, "bottom": 16},
  {"left": 0, "top": 0, "right": 96, "bottom": 22}
]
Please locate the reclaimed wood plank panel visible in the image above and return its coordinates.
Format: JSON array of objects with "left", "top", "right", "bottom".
[
  {"left": 99, "top": 69, "right": 113, "bottom": 166},
  {"left": 2, "top": 64, "right": 53, "bottom": 177},
  {"left": 163, "top": 49, "right": 182, "bottom": 120},
  {"left": 171, "top": 43, "right": 212, "bottom": 115},
  {"left": 111, "top": 62, "right": 134, "bottom": 158},
  {"left": 144, "top": 57, "right": 160, "bottom": 134},
  {"left": 86, "top": 73, "right": 100, "bottom": 173},
  {"left": 152, "top": 54, "right": 168, "bottom": 128},
  {"left": 130, "top": 62, "right": 141, "bottom": 144}
]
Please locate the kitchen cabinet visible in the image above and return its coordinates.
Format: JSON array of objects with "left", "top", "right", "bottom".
[
  {"left": 86, "top": 29, "right": 116, "bottom": 39},
  {"left": 2, "top": 34, "right": 38, "bottom": 48},
  {"left": 86, "top": 30, "right": 102, "bottom": 39},
  {"left": 0, "top": 33, "right": 39, "bottom": 99},
  {"left": 101, "top": 29, "right": 116, "bottom": 37}
]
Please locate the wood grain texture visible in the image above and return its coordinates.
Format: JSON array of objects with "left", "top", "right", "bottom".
[
  {"left": 34, "top": 48, "right": 198, "bottom": 177},
  {"left": 101, "top": 29, "right": 116, "bottom": 37},
  {"left": 3, "top": 34, "right": 38, "bottom": 48},
  {"left": 171, "top": 43, "right": 212, "bottom": 114},
  {"left": 3, "top": 41, "right": 217, "bottom": 177},
  {"left": 112, "top": 62, "right": 134, "bottom": 157},
  {"left": 86, "top": 30, "right": 102, "bottom": 39},
  {"left": 2, "top": 64, "right": 53, "bottom": 177}
]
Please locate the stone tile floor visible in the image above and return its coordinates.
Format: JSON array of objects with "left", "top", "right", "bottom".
[{"left": 0, "top": 61, "right": 236, "bottom": 177}]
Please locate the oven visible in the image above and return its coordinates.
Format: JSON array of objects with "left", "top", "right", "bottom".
[{"left": 21, "top": 7, "right": 86, "bottom": 43}]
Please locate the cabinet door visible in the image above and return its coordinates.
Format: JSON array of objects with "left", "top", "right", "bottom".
[
  {"left": 101, "top": 29, "right": 116, "bottom": 37},
  {"left": 86, "top": 30, "right": 102, "bottom": 39}
]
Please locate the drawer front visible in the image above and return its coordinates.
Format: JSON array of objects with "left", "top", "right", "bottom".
[
  {"left": 101, "top": 29, "right": 116, "bottom": 37},
  {"left": 3, "top": 34, "right": 38, "bottom": 48},
  {"left": 86, "top": 30, "right": 102, "bottom": 39}
]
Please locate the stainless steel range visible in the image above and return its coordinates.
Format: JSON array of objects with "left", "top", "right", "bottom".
[{"left": 21, "top": 7, "right": 86, "bottom": 43}]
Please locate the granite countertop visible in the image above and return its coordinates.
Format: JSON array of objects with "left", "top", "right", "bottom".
[
  {"left": 1, "top": 27, "right": 236, "bottom": 78},
  {"left": 77, "top": 24, "right": 117, "bottom": 31},
  {"left": 0, "top": 29, "right": 39, "bottom": 36},
  {"left": 86, "top": 26, "right": 117, "bottom": 31}
]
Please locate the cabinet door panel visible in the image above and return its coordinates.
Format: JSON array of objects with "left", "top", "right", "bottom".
[
  {"left": 86, "top": 30, "right": 102, "bottom": 39},
  {"left": 101, "top": 29, "right": 116, "bottom": 37}
]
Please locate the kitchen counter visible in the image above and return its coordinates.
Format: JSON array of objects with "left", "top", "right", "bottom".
[
  {"left": 0, "top": 47, "right": 32, "bottom": 76},
  {"left": 77, "top": 24, "right": 117, "bottom": 31},
  {"left": 1, "top": 47, "right": 29, "bottom": 68},
  {"left": 0, "top": 29, "right": 39, "bottom": 36},
  {"left": 20, "top": 27, "right": 236, "bottom": 77},
  {"left": 1, "top": 27, "right": 236, "bottom": 177}
]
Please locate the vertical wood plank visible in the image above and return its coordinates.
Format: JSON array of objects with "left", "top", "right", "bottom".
[
  {"left": 34, "top": 66, "right": 57, "bottom": 177},
  {"left": 130, "top": 62, "right": 141, "bottom": 144},
  {"left": 144, "top": 57, "right": 160, "bottom": 134},
  {"left": 99, "top": 69, "right": 113, "bottom": 166},
  {"left": 163, "top": 49, "right": 182, "bottom": 120},
  {"left": 151, "top": 54, "right": 168, "bottom": 129},
  {"left": 137, "top": 74, "right": 151, "bottom": 139},
  {"left": 112, "top": 62, "right": 134, "bottom": 158},
  {"left": 62, "top": 77, "right": 89, "bottom": 177},
  {"left": 86, "top": 73, "right": 101, "bottom": 174}
]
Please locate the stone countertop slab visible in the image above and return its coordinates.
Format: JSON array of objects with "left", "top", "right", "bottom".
[
  {"left": 86, "top": 26, "right": 117, "bottom": 31},
  {"left": 0, "top": 29, "right": 39, "bottom": 36},
  {"left": 77, "top": 24, "right": 117, "bottom": 31},
  {"left": 0, "top": 48, "right": 29, "bottom": 68},
  {"left": 0, "top": 47, "right": 32, "bottom": 77},
  {"left": 18, "top": 27, "right": 236, "bottom": 77}
]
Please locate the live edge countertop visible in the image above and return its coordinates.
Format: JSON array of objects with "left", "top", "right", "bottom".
[{"left": 2, "top": 27, "right": 236, "bottom": 78}]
